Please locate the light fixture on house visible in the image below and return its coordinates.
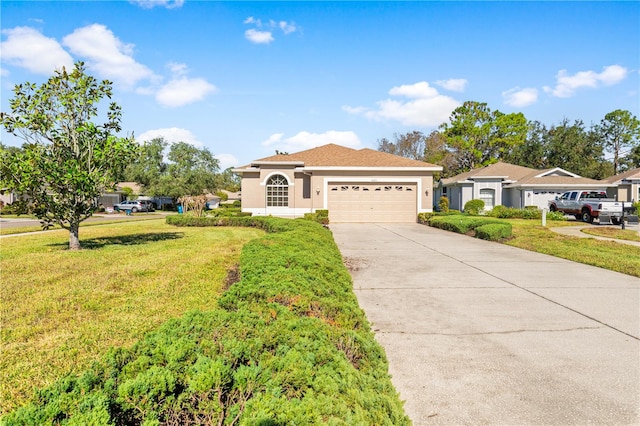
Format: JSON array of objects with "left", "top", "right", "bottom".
[{"left": 316, "top": 186, "right": 320, "bottom": 195}]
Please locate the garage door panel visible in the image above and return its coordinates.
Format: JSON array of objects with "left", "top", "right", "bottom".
[{"left": 328, "top": 183, "right": 416, "bottom": 223}]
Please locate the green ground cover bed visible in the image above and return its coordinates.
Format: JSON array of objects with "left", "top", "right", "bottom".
[{"left": 3, "top": 216, "right": 409, "bottom": 425}]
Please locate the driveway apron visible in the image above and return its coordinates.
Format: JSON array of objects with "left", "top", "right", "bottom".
[{"left": 330, "top": 223, "right": 640, "bottom": 426}]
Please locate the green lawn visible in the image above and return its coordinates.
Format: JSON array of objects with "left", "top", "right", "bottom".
[
  {"left": 0, "top": 214, "right": 164, "bottom": 235},
  {"left": 505, "top": 219, "right": 640, "bottom": 277},
  {"left": 0, "top": 219, "right": 263, "bottom": 414},
  {"left": 580, "top": 225, "right": 640, "bottom": 242}
]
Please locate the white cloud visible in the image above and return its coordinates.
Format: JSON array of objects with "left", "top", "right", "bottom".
[
  {"left": 243, "top": 16, "right": 297, "bottom": 44},
  {"left": 544, "top": 65, "right": 628, "bottom": 98},
  {"left": 62, "top": 24, "right": 155, "bottom": 87},
  {"left": 389, "top": 81, "right": 439, "bottom": 98},
  {"left": 155, "top": 63, "right": 217, "bottom": 107},
  {"left": 0, "top": 26, "right": 74, "bottom": 75},
  {"left": 215, "top": 153, "right": 240, "bottom": 170},
  {"left": 262, "top": 130, "right": 362, "bottom": 153},
  {"left": 279, "top": 21, "right": 297, "bottom": 35},
  {"left": 344, "top": 81, "right": 460, "bottom": 127},
  {"left": 244, "top": 29, "right": 274, "bottom": 44},
  {"left": 156, "top": 76, "right": 217, "bottom": 107},
  {"left": 435, "top": 78, "right": 468, "bottom": 92},
  {"left": 130, "top": 0, "right": 184, "bottom": 9},
  {"left": 0, "top": 67, "right": 9, "bottom": 77},
  {"left": 598, "top": 64, "right": 628, "bottom": 85},
  {"left": 167, "top": 61, "right": 188, "bottom": 76},
  {"left": 137, "top": 127, "right": 203, "bottom": 147},
  {"left": 502, "top": 87, "right": 538, "bottom": 107}
]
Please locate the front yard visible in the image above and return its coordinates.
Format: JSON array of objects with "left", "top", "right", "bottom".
[{"left": 0, "top": 219, "right": 263, "bottom": 414}]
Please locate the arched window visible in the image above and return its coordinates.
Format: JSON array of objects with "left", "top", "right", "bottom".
[
  {"left": 266, "top": 174, "right": 288, "bottom": 207},
  {"left": 479, "top": 188, "right": 495, "bottom": 209}
]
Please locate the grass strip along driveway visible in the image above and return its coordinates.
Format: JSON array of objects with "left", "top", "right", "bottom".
[
  {"left": 504, "top": 219, "right": 640, "bottom": 277},
  {"left": 2, "top": 217, "right": 408, "bottom": 425},
  {"left": 428, "top": 216, "right": 640, "bottom": 277}
]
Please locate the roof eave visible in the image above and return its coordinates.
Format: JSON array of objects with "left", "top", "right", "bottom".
[
  {"left": 301, "top": 166, "right": 443, "bottom": 172},
  {"left": 251, "top": 161, "right": 306, "bottom": 166}
]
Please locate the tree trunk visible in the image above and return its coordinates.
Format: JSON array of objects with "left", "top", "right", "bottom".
[{"left": 69, "top": 222, "right": 81, "bottom": 250}]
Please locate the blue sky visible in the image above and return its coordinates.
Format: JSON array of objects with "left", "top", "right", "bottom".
[{"left": 1, "top": 1, "right": 638, "bottom": 169}]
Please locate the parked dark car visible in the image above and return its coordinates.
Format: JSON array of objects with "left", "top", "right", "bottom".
[{"left": 113, "top": 200, "right": 154, "bottom": 213}]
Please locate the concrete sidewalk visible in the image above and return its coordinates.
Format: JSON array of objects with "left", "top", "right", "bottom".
[{"left": 331, "top": 223, "right": 640, "bottom": 425}]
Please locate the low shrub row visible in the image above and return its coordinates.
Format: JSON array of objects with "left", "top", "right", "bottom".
[
  {"left": 486, "top": 205, "right": 567, "bottom": 221},
  {"left": 5, "top": 217, "right": 409, "bottom": 425},
  {"left": 428, "top": 214, "right": 512, "bottom": 241},
  {"left": 303, "top": 209, "right": 329, "bottom": 225},
  {"left": 475, "top": 223, "right": 513, "bottom": 241},
  {"left": 205, "top": 207, "right": 252, "bottom": 218}
]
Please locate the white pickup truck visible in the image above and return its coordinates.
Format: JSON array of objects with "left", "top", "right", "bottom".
[{"left": 548, "top": 190, "right": 624, "bottom": 223}]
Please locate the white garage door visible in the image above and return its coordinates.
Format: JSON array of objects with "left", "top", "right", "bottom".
[
  {"left": 327, "top": 183, "right": 417, "bottom": 223},
  {"left": 528, "top": 190, "right": 563, "bottom": 209}
]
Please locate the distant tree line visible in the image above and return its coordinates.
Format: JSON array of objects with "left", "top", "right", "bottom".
[
  {"left": 120, "top": 137, "right": 240, "bottom": 199},
  {"left": 378, "top": 101, "right": 640, "bottom": 179}
]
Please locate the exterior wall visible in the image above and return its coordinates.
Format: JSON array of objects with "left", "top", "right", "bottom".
[
  {"left": 613, "top": 184, "right": 632, "bottom": 202},
  {"left": 445, "top": 184, "right": 473, "bottom": 211}
]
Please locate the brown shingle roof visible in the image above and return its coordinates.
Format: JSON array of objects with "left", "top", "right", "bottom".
[
  {"left": 602, "top": 167, "right": 640, "bottom": 184},
  {"left": 442, "top": 161, "right": 537, "bottom": 184},
  {"left": 441, "top": 161, "right": 603, "bottom": 186},
  {"left": 251, "top": 144, "right": 440, "bottom": 168}
]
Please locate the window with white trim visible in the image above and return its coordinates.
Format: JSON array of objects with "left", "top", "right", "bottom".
[
  {"left": 479, "top": 188, "right": 495, "bottom": 209},
  {"left": 266, "top": 175, "right": 288, "bottom": 207}
]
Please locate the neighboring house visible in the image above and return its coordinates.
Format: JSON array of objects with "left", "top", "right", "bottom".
[
  {"left": 602, "top": 168, "right": 640, "bottom": 203},
  {"left": 233, "top": 144, "right": 442, "bottom": 223},
  {"left": 219, "top": 189, "right": 241, "bottom": 205},
  {"left": 98, "top": 182, "right": 143, "bottom": 208},
  {"left": 204, "top": 194, "right": 221, "bottom": 209},
  {"left": 436, "top": 161, "right": 607, "bottom": 211},
  {"left": 0, "top": 188, "right": 18, "bottom": 207}
]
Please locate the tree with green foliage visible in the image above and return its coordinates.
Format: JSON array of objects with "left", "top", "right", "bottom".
[
  {"left": 152, "top": 141, "right": 220, "bottom": 198},
  {"left": 545, "top": 118, "right": 611, "bottom": 179},
  {"left": 423, "top": 130, "right": 456, "bottom": 177},
  {"left": 214, "top": 167, "right": 241, "bottom": 192},
  {"left": 440, "top": 101, "right": 527, "bottom": 175},
  {"left": 0, "top": 62, "right": 137, "bottom": 250},
  {"left": 620, "top": 144, "right": 640, "bottom": 170},
  {"left": 378, "top": 130, "right": 427, "bottom": 161},
  {"left": 502, "top": 121, "right": 549, "bottom": 169},
  {"left": 122, "top": 137, "right": 168, "bottom": 188},
  {"left": 597, "top": 109, "right": 640, "bottom": 174}
]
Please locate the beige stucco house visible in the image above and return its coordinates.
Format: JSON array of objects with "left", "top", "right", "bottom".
[
  {"left": 603, "top": 168, "right": 640, "bottom": 202},
  {"left": 233, "top": 144, "right": 442, "bottom": 222},
  {"left": 436, "top": 161, "right": 607, "bottom": 211}
]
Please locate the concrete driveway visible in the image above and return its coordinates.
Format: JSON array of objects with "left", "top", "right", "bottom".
[{"left": 331, "top": 223, "right": 640, "bottom": 426}]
